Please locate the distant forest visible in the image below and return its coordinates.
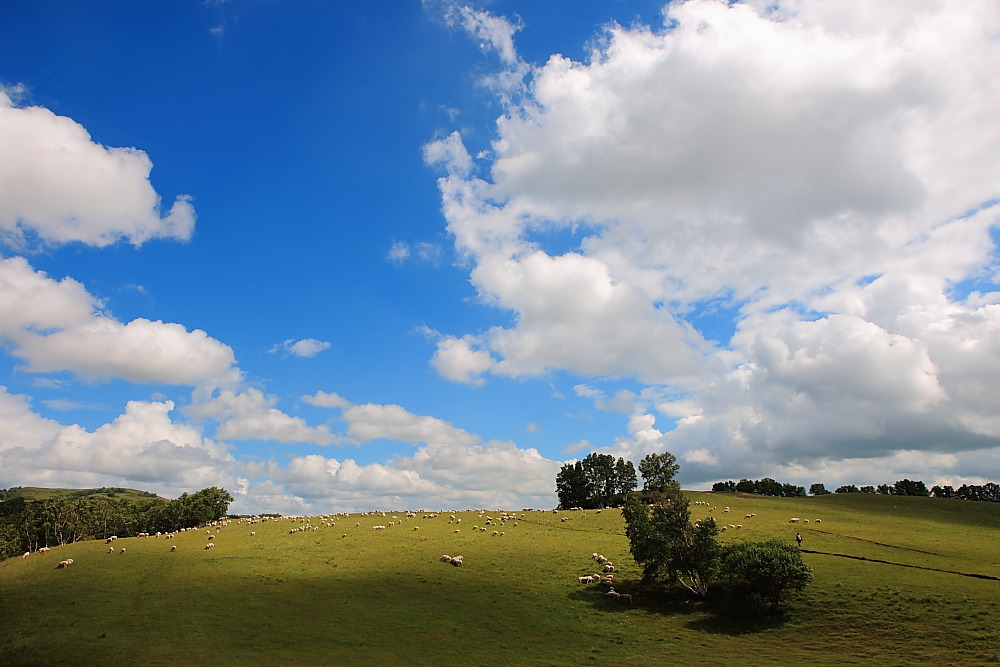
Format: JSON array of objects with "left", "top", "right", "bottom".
[
  {"left": 712, "top": 477, "right": 1000, "bottom": 502},
  {"left": 0, "top": 486, "right": 233, "bottom": 561}
]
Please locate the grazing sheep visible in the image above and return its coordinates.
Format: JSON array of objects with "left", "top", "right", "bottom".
[
  {"left": 342, "top": 533, "right": 347, "bottom": 539},
  {"left": 605, "top": 588, "right": 621, "bottom": 600},
  {"left": 108, "top": 546, "right": 115, "bottom": 553},
  {"left": 249, "top": 531, "right": 256, "bottom": 536},
  {"left": 441, "top": 554, "right": 452, "bottom": 562},
  {"left": 815, "top": 519, "right": 822, "bottom": 523},
  {"left": 789, "top": 518, "right": 800, "bottom": 523},
  {"left": 620, "top": 593, "right": 632, "bottom": 603},
  {"left": 22, "top": 552, "right": 29, "bottom": 559},
  {"left": 119, "top": 548, "right": 126, "bottom": 554},
  {"left": 58, "top": 559, "right": 73, "bottom": 568},
  {"left": 603, "top": 563, "right": 615, "bottom": 573},
  {"left": 454, "top": 529, "right": 460, "bottom": 533},
  {"left": 170, "top": 545, "right": 177, "bottom": 552},
  {"left": 450, "top": 555, "right": 464, "bottom": 567},
  {"left": 578, "top": 576, "right": 595, "bottom": 584},
  {"left": 492, "top": 531, "right": 499, "bottom": 536}
]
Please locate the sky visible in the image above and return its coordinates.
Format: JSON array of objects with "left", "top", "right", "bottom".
[{"left": 0, "top": 0, "right": 998, "bottom": 514}]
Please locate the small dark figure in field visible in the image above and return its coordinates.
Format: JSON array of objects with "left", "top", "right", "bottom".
[{"left": 796, "top": 532, "right": 802, "bottom": 547}]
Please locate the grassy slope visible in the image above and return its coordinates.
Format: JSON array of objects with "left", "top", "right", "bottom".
[{"left": 1, "top": 493, "right": 998, "bottom": 666}]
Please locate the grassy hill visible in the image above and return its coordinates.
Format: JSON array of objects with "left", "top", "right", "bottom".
[
  {"left": 1, "top": 486, "right": 166, "bottom": 503},
  {"left": 2, "top": 492, "right": 998, "bottom": 666}
]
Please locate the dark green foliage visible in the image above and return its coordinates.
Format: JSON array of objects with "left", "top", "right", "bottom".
[
  {"left": 0, "top": 486, "right": 233, "bottom": 560},
  {"left": 720, "top": 540, "right": 813, "bottom": 614},
  {"left": 931, "top": 482, "right": 1000, "bottom": 501},
  {"left": 809, "top": 483, "right": 830, "bottom": 495},
  {"left": 836, "top": 484, "right": 861, "bottom": 493},
  {"left": 638, "top": 451, "right": 679, "bottom": 491},
  {"left": 555, "top": 452, "right": 636, "bottom": 509},
  {"left": 623, "top": 483, "right": 719, "bottom": 598},
  {"left": 893, "top": 479, "right": 929, "bottom": 496},
  {"left": 713, "top": 477, "right": 806, "bottom": 497}
]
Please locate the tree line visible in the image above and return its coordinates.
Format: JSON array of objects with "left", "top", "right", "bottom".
[
  {"left": 713, "top": 477, "right": 1000, "bottom": 503},
  {"left": 0, "top": 486, "right": 233, "bottom": 560}
]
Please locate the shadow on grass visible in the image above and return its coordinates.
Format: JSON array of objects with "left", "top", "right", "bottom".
[{"left": 568, "top": 578, "right": 798, "bottom": 635}]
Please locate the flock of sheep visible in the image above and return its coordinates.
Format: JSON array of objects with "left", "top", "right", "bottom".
[{"left": 22, "top": 500, "right": 821, "bottom": 612}]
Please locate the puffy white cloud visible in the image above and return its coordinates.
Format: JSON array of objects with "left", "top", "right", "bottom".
[
  {"left": 187, "top": 389, "right": 341, "bottom": 445},
  {"left": 341, "top": 402, "right": 480, "bottom": 446},
  {"left": 0, "top": 398, "right": 234, "bottom": 494},
  {"left": 428, "top": 0, "right": 1000, "bottom": 481},
  {"left": 0, "top": 88, "right": 194, "bottom": 248},
  {"left": 270, "top": 338, "right": 331, "bottom": 358},
  {"left": 301, "top": 390, "right": 351, "bottom": 409},
  {"left": 0, "top": 256, "right": 237, "bottom": 386}
]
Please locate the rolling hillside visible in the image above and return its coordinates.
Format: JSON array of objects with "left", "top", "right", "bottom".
[{"left": 2, "top": 492, "right": 997, "bottom": 666}]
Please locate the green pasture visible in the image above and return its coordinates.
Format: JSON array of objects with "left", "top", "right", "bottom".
[{"left": 1, "top": 493, "right": 998, "bottom": 666}]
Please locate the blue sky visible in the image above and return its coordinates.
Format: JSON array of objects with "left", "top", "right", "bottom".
[{"left": 1, "top": 0, "right": 998, "bottom": 514}]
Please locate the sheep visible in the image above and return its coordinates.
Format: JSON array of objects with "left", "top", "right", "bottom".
[
  {"left": 108, "top": 546, "right": 115, "bottom": 553},
  {"left": 815, "top": 519, "right": 822, "bottom": 523},
  {"left": 249, "top": 531, "right": 256, "bottom": 536},
  {"left": 605, "top": 588, "right": 621, "bottom": 600},
  {"left": 789, "top": 518, "right": 800, "bottom": 523},
  {"left": 441, "top": 554, "right": 452, "bottom": 562},
  {"left": 454, "top": 529, "right": 460, "bottom": 533},
  {"left": 170, "top": 545, "right": 177, "bottom": 552},
  {"left": 22, "top": 552, "right": 29, "bottom": 559},
  {"left": 413, "top": 526, "right": 420, "bottom": 531},
  {"left": 603, "top": 563, "right": 615, "bottom": 573},
  {"left": 450, "top": 555, "right": 463, "bottom": 567},
  {"left": 342, "top": 533, "right": 347, "bottom": 539},
  {"left": 119, "top": 548, "right": 126, "bottom": 554},
  {"left": 492, "top": 531, "right": 499, "bottom": 536},
  {"left": 619, "top": 593, "right": 632, "bottom": 603},
  {"left": 578, "top": 576, "right": 595, "bottom": 584},
  {"left": 58, "top": 559, "right": 73, "bottom": 568}
]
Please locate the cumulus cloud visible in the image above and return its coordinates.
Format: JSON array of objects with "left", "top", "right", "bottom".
[
  {"left": 270, "top": 338, "right": 331, "bottom": 358},
  {"left": 428, "top": 0, "right": 1000, "bottom": 483},
  {"left": 186, "top": 389, "right": 341, "bottom": 445},
  {"left": 0, "top": 88, "right": 195, "bottom": 248},
  {"left": 341, "top": 402, "right": 480, "bottom": 446},
  {"left": 0, "top": 257, "right": 237, "bottom": 385}
]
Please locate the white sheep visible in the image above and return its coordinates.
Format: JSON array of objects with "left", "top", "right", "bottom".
[
  {"left": 170, "top": 545, "right": 177, "bottom": 552},
  {"left": 22, "top": 552, "right": 29, "bottom": 559},
  {"left": 578, "top": 575, "right": 595, "bottom": 584},
  {"left": 119, "top": 548, "right": 126, "bottom": 554}
]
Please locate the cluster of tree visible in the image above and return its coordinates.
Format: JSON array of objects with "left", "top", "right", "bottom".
[
  {"left": 555, "top": 453, "right": 637, "bottom": 509},
  {"left": 711, "top": 478, "right": 807, "bottom": 497},
  {"left": 0, "top": 486, "right": 233, "bottom": 560},
  {"left": 832, "top": 479, "right": 930, "bottom": 496},
  {"left": 623, "top": 481, "right": 811, "bottom": 614},
  {"left": 555, "top": 451, "right": 681, "bottom": 510},
  {"left": 930, "top": 483, "right": 1000, "bottom": 502}
]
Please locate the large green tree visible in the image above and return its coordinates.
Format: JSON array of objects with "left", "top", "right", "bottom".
[
  {"left": 622, "top": 482, "right": 720, "bottom": 598},
  {"left": 555, "top": 453, "right": 637, "bottom": 509},
  {"left": 638, "top": 451, "right": 679, "bottom": 492}
]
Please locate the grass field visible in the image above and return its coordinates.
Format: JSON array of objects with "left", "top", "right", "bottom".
[{"left": 1, "top": 492, "right": 998, "bottom": 666}]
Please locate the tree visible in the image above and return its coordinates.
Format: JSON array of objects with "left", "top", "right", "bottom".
[
  {"left": 712, "top": 480, "right": 737, "bottom": 493},
  {"left": 835, "top": 485, "right": 860, "bottom": 494},
  {"left": 622, "top": 483, "right": 720, "bottom": 598},
  {"left": 735, "top": 479, "right": 756, "bottom": 493},
  {"left": 809, "top": 483, "right": 830, "bottom": 496},
  {"left": 555, "top": 461, "right": 592, "bottom": 509},
  {"left": 638, "top": 451, "right": 679, "bottom": 492},
  {"left": 893, "top": 479, "right": 929, "bottom": 497},
  {"left": 556, "top": 453, "right": 637, "bottom": 509},
  {"left": 720, "top": 539, "right": 813, "bottom": 614}
]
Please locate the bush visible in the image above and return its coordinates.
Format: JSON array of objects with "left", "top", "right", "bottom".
[{"left": 720, "top": 539, "right": 812, "bottom": 614}]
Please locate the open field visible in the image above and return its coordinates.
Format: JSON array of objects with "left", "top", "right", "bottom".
[
  {"left": 1, "top": 486, "right": 165, "bottom": 503},
  {"left": 2, "top": 492, "right": 998, "bottom": 666}
]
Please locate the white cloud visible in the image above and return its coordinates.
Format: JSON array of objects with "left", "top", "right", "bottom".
[
  {"left": 187, "top": 389, "right": 341, "bottom": 445},
  {"left": 270, "top": 338, "right": 331, "bottom": 358},
  {"left": 428, "top": 0, "right": 1000, "bottom": 480},
  {"left": 301, "top": 390, "right": 351, "bottom": 409},
  {"left": 341, "top": 403, "right": 480, "bottom": 446},
  {"left": 0, "top": 257, "right": 237, "bottom": 386},
  {"left": 0, "top": 88, "right": 194, "bottom": 248}
]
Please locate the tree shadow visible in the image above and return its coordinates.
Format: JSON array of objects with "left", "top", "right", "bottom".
[{"left": 568, "top": 578, "right": 799, "bottom": 635}]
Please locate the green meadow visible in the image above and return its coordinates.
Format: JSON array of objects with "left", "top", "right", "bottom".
[{"left": 1, "top": 492, "right": 998, "bottom": 666}]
